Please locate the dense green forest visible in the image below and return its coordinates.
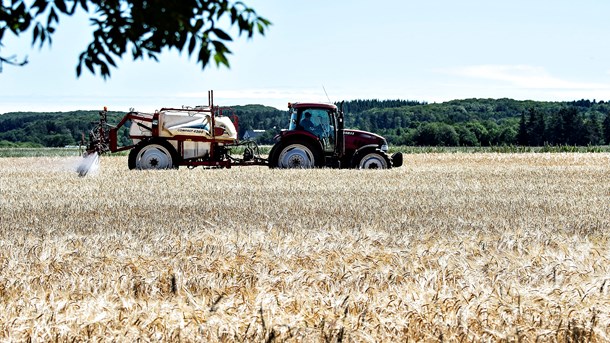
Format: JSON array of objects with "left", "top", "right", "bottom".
[
  {"left": 340, "top": 98, "right": 610, "bottom": 147},
  {"left": 0, "top": 111, "right": 129, "bottom": 147},
  {"left": 1, "top": 98, "right": 610, "bottom": 147}
]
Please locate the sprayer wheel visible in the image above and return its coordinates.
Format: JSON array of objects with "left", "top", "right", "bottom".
[{"left": 128, "top": 140, "right": 179, "bottom": 170}]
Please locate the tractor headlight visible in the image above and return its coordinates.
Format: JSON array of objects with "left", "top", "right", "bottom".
[{"left": 381, "top": 143, "right": 389, "bottom": 152}]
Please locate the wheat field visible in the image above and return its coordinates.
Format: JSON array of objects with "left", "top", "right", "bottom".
[{"left": 1, "top": 153, "right": 609, "bottom": 342}]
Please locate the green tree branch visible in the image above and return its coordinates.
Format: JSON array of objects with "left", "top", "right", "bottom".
[{"left": 0, "top": 0, "right": 271, "bottom": 78}]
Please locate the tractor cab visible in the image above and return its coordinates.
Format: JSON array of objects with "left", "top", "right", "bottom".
[{"left": 288, "top": 103, "right": 338, "bottom": 154}]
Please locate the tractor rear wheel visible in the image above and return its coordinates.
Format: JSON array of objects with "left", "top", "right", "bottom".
[
  {"left": 356, "top": 152, "right": 389, "bottom": 169},
  {"left": 128, "top": 140, "right": 179, "bottom": 170},
  {"left": 273, "top": 142, "right": 319, "bottom": 169}
]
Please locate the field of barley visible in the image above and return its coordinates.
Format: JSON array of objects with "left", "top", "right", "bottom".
[{"left": 1, "top": 153, "right": 609, "bottom": 342}]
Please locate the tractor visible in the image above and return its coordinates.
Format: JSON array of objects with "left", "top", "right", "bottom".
[
  {"left": 269, "top": 102, "right": 402, "bottom": 169},
  {"left": 80, "top": 91, "right": 402, "bottom": 174}
]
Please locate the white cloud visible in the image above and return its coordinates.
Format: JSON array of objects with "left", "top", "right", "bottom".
[{"left": 444, "top": 64, "right": 610, "bottom": 91}]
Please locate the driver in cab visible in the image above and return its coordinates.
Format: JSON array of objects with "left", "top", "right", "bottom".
[
  {"left": 300, "top": 111, "right": 332, "bottom": 148},
  {"left": 300, "top": 112, "right": 320, "bottom": 134}
]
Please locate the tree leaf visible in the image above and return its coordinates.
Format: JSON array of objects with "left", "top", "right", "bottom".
[
  {"left": 193, "top": 19, "right": 203, "bottom": 32},
  {"left": 50, "top": 7, "right": 59, "bottom": 25},
  {"left": 102, "top": 50, "right": 116, "bottom": 67},
  {"left": 32, "top": 25, "right": 40, "bottom": 45},
  {"left": 213, "top": 51, "right": 229, "bottom": 68},
  {"left": 38, "top": 29, "right": 46, "bottom": 48},
  {"left": 53, "top": 0, "right": 67, "bottom": 14},
  {"left": 147, "top": 52, "right": 158, "bottom": 62},
  {"left": 79, "top": 0, "right": 88, "bottom": 12},
  {"left": 187, "top": 34, "right": 197, "bottom": 55},
  {"left": 84, "top": 58, "right": 93, "bottom": 73},
  {"left": 197, "top": 45, "right": 210, "bottom": 64},
  {"left": 100, "top": 61, "right": 109, "bottom": 79},
  {"left": 212, "top": 28, "right": 232, "bottom": 41},
  {"left": 32, "top": 0, "right": 49, "bottom": 16}
]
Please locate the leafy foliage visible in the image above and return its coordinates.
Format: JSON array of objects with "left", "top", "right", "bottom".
[{"left": 0, "top": 0, "right": 270, "bottom": 78}]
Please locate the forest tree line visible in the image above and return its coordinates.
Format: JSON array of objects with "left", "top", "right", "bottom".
[
  {"left": 1, "top": 98, "right": 610, "bottom": 147},
  {"left": 338, "top": 98, "right": 610, "bottom": 147}
]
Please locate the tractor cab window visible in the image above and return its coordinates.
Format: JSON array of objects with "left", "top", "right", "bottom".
[
  {"left": 288, "top": 108, "right": 298, "bottom": 131},
  {"left": 297, "top": 108, "right": 335, "bottom": 152}
]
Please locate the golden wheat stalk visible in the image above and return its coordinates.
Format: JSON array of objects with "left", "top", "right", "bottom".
[{"left": 0, "top": 153, "right": 608, "bottom": 341}]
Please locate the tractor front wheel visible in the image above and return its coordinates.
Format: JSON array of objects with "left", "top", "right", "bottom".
[
  {"left": 356, "top": 152, "right": 389, "bottom": 169},
  {"left": 128, "top": 140, "right": 179, "bottom": 170}
]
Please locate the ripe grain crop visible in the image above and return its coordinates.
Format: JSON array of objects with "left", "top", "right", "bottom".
[{"left": 1, "top": 153, "right": 609, "bottom": 342}]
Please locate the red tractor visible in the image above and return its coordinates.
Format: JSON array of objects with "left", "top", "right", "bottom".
[
  {"left": 269, "top": 102, "right": 402, "bottom": 169},
  {"left": 80, "top": 91, "right": 402, "bottom": 174}
]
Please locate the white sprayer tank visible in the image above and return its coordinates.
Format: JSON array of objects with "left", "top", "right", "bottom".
[{"left": 129, "top": 108, "right": 238, "bottom": 160}]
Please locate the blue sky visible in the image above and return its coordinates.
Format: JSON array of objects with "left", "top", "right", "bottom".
[{"left": 1, "top": 0, "right": 609, "bottom": 114}]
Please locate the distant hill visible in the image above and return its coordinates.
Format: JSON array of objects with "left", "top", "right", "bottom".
[{"left": 1, "top": 99, "right": 609, "bottom": 147}]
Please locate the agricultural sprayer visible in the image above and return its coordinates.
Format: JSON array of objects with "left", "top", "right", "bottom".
[{"left": 78, "top": 90, "right": 402, "bottom": 175}]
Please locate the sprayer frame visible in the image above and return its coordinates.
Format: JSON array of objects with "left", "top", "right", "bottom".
[{"left": 88, "top": 91, "right": 266, "bottom": 169}]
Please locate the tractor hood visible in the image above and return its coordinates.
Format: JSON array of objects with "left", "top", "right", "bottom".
[
  {"left": 343, "top": 129, "right": 387, "bottom": 151},
  {"left": 344, "top": 129, "right": 385, "bottom": 140}
]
